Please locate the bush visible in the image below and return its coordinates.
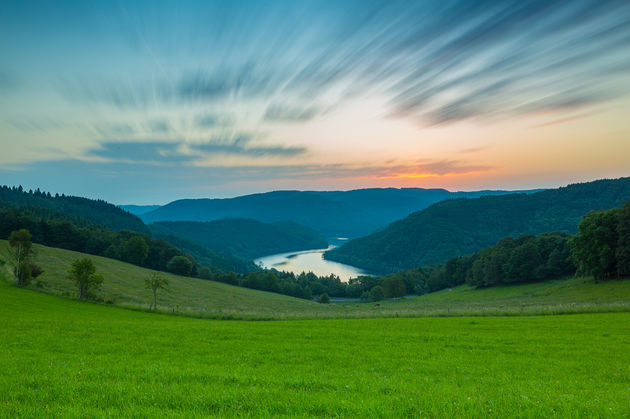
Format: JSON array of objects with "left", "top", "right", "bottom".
[
  {"left": 369, "top": 286, "right": 384, "bottom": 301},
  {"left": 318, "top": 293, "right": 330, "bottom": 304},
  {"left": 166, "top": 255, "right": 193, "bottom": 276}
]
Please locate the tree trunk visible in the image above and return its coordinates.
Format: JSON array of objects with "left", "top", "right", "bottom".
[{"left": 16, "top": 245, "right": 21, "bottom": 282}]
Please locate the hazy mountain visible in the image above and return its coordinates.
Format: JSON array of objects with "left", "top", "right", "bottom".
[
  {"left": 324, "top": 177, "right": 630, "bottom": 273},
  {"left": 119, "top": 205, "right": 161, "bottom": 216},
  {"left": 140, "top": 188, "right": 538, "bottom": 238},
  {"left": 149, "top": 218, "right": 328, "bottom": 259}
]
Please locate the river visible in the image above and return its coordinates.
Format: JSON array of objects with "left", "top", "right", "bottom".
[{"left": 254, "top": 245, "right": 370, "bottom": 282}]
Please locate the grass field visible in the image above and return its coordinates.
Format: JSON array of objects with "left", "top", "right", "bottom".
[
  {"left": 1, "top": 240, "right": 630, "bottom": 320},
  {"left": 1, "top": 275, "right": 629, "bottom": 417}
]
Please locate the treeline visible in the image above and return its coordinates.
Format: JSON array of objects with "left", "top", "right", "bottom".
[
  {"left": 569, "top": 202, "right": 630, "bottom": 280},
  {"left": 429, "top": 232, "right": 575, "bottom": 289},
  {"left": 0, "top": 185, "right": 148, "bottom": 233},
  {"left": 0, "top": 208, "right": 200, "bottom": 276},
  {"left": 227, "top": 269, "right": 429, "bottom": 302}
]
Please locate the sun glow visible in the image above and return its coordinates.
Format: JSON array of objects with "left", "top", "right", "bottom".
[{"left": 377, "top": 173, "right": 441, "bottom": 179}]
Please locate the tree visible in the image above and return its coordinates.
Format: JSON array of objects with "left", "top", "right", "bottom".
[
  {"left": 145, "top": 272, "right": 169, "bottom": 310},
  {"left": 123, "top": 236, "right": 149, "bottom": 266},
  {"left": 380, "top": 276, "right": 406, "bottom": 298},
  {"left": 8, "top": 229, "right": 33, "bottom": 286},
  {"left": 67, "top": 258, "right": 103, "bottom": 299},
  {"left": 166, "top": 255, "right": 193, "bottom": 276},
  {"left": 369, "top": 285, "right": 384, "bottom": 301},
  {"left": 616, "top": 202, "right": 630, "bottom": 277},
  {"left": 569, "top": 209, "right": 618, "bottom": 280},
  {"left": 318, "top": 292, "right": 330, "bottom": 304}
]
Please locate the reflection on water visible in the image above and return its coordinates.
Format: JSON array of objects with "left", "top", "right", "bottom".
[{"left": 254, "top": 245, "right": 370, "bottom": 282}]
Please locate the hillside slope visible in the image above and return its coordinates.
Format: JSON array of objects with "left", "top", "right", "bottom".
[
  {"left": 0, "top": 240, "right": 318, "bottom": 318},
  {"left": 326, "top": 177, "right": 630, "bottom": 273},
  {"left": 149, "top": 219, "right": 328, "bottom": 259},
  {"left": 0, "top": 185, "right": 148, "bottom": 233},
  {"left": 140, "top": 188, "right": 536, "bottom": 238},
  {"left": 1, "top": 240, "right": 628, "bottom": 319}
]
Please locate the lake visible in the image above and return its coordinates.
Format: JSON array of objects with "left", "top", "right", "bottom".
[{"left": 254, "top": 245, "right": 370, "bottom": 281}]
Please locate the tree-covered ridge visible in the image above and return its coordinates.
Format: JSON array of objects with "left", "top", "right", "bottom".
[
  {"left": 0, "top": 185, "right": 148, "bottom": 233},
  {"left": 149, "top": 232, "right": 258, "bottom": 274},
  {"left": 325, "top": 177, "right": 630, "bottom": 273},
  {"left": 140, "top": 188, "right": 536, "bottom": 239},
  {"left": 149, "top": 219, "right": 328, "bottom": 259}
]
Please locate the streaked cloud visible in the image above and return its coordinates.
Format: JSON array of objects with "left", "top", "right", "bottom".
[
  {"left": 1, "top": 0, "right": 629, "bottom": 202},
  {"left": 191, "top": 135, "right": 307, "bottom": 157},
  {"left": 263, "top": 104, "right": 320, "bottom": 123},
  {"left": 89, "top": 141, "right": 192, "bottom": 164}
]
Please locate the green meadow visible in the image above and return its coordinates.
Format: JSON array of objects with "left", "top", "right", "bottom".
[
  {"left": 1, "top": 241, "right": 630, "bottom": 416},
  {"left": 2, "top": 240, "right": 630, "bottom": 319},
  {"left": 1, "top": 275, "right": 629, "bottom": 417}
]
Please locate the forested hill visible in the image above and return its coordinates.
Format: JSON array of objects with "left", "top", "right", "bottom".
[
  {"left": 325, "top": 177, "right": 630, "bottom": 273},
  {"left": 149, "top": 219, "right": 328, "bottom": 259},
  {"left": 0, "top": 185, "right": 148, "bottom": 233},
  {"left": 140, "top": 188, "right": 537, "bottom": 239}
]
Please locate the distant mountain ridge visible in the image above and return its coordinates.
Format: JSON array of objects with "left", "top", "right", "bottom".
[
  {"left": 119, "top": 205, "right": 161, "bottom": 216},
  {"left": 149, "top": 218, "right": 328, "bottom": 259},
  {"left": 324, "top": 177, "right": 630, "bottom": 273},
  {"left": 140, "top": 188, "right": 540, "bottom": 238}
]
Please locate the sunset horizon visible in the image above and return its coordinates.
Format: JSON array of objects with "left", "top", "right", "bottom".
[{"left": 2, "top": 0, "right": 629, "bottom": 203}]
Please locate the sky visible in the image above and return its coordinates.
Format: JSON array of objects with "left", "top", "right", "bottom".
[{"left": 1, "top": 0, "right": 629, "bottom": 204}]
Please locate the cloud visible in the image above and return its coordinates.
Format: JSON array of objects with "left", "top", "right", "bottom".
[
  {"left": 9, "top": 117, "right": 65, "bottom": 133},
  {"left": 195, "top": 114, "right": 219, "bottom": 128},
  {"left": 92, "top": 122, "right": 135, "bottom": 137},
  {"left": 191, "top": 135, "right": 307, "bottom": 157},
  {"left": 263, "top": 104, "right": 320, "bottom": 123},
  {"left": 88, "top": 141, "right": 193, "bottom": 164},
  {"left": 84, "top": 135, "right": 307, "bottom": 165},
  {"left": 50, "top": 0, "right": 630, "bottom": 128},
  {"left": 373, "top": 160, "right": 491, "bottom": 178},
  {"left": 146, "top": 119, "right": 170, "bottom": 134}
]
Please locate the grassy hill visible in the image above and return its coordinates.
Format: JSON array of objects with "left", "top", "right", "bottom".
[
  {"left": 326, "top": 177, "right": 630, "bottom": 272},
  {"left": 1, "top": 240, "right": 629, "bottom": 319},
  {"left": 1, "top": 265, "right": 629, "bottom": 416},
  {"left": 0, "top": 241, "right": 321, "bottom": 319}
]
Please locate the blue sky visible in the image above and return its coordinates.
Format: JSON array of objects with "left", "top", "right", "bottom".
[{"left": 1, "top": 0, "right": 629, "bottom": 204}]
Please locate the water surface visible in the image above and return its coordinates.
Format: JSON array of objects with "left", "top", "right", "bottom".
[{"left": 255, "top": 246, "right": 370, "bottom": 282}]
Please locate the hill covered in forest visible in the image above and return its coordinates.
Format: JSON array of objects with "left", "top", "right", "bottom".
[
  {"left": 0, "top": 185, "right": 148, "bottom": 233},
  {"left": 325, "top": 177, "right": 630, "bottom": 273},
  {"left": 140, "top": 188, "right": 537, "bottom": 238},
  {"left": 149, "top": 218, "right": 328, "bottom": 259}
]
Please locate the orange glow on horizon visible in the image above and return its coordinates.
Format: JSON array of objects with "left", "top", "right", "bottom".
[{"left": 376, "top": 172, "right": 441, "bottom": 179}]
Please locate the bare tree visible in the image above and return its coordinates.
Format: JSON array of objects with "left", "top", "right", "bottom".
[
  {"left": 145, "top": 272, "right": 169, "bottom": 310},
  {"left": 8, "top": 229, "right": 33, "bottom": 286}
]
